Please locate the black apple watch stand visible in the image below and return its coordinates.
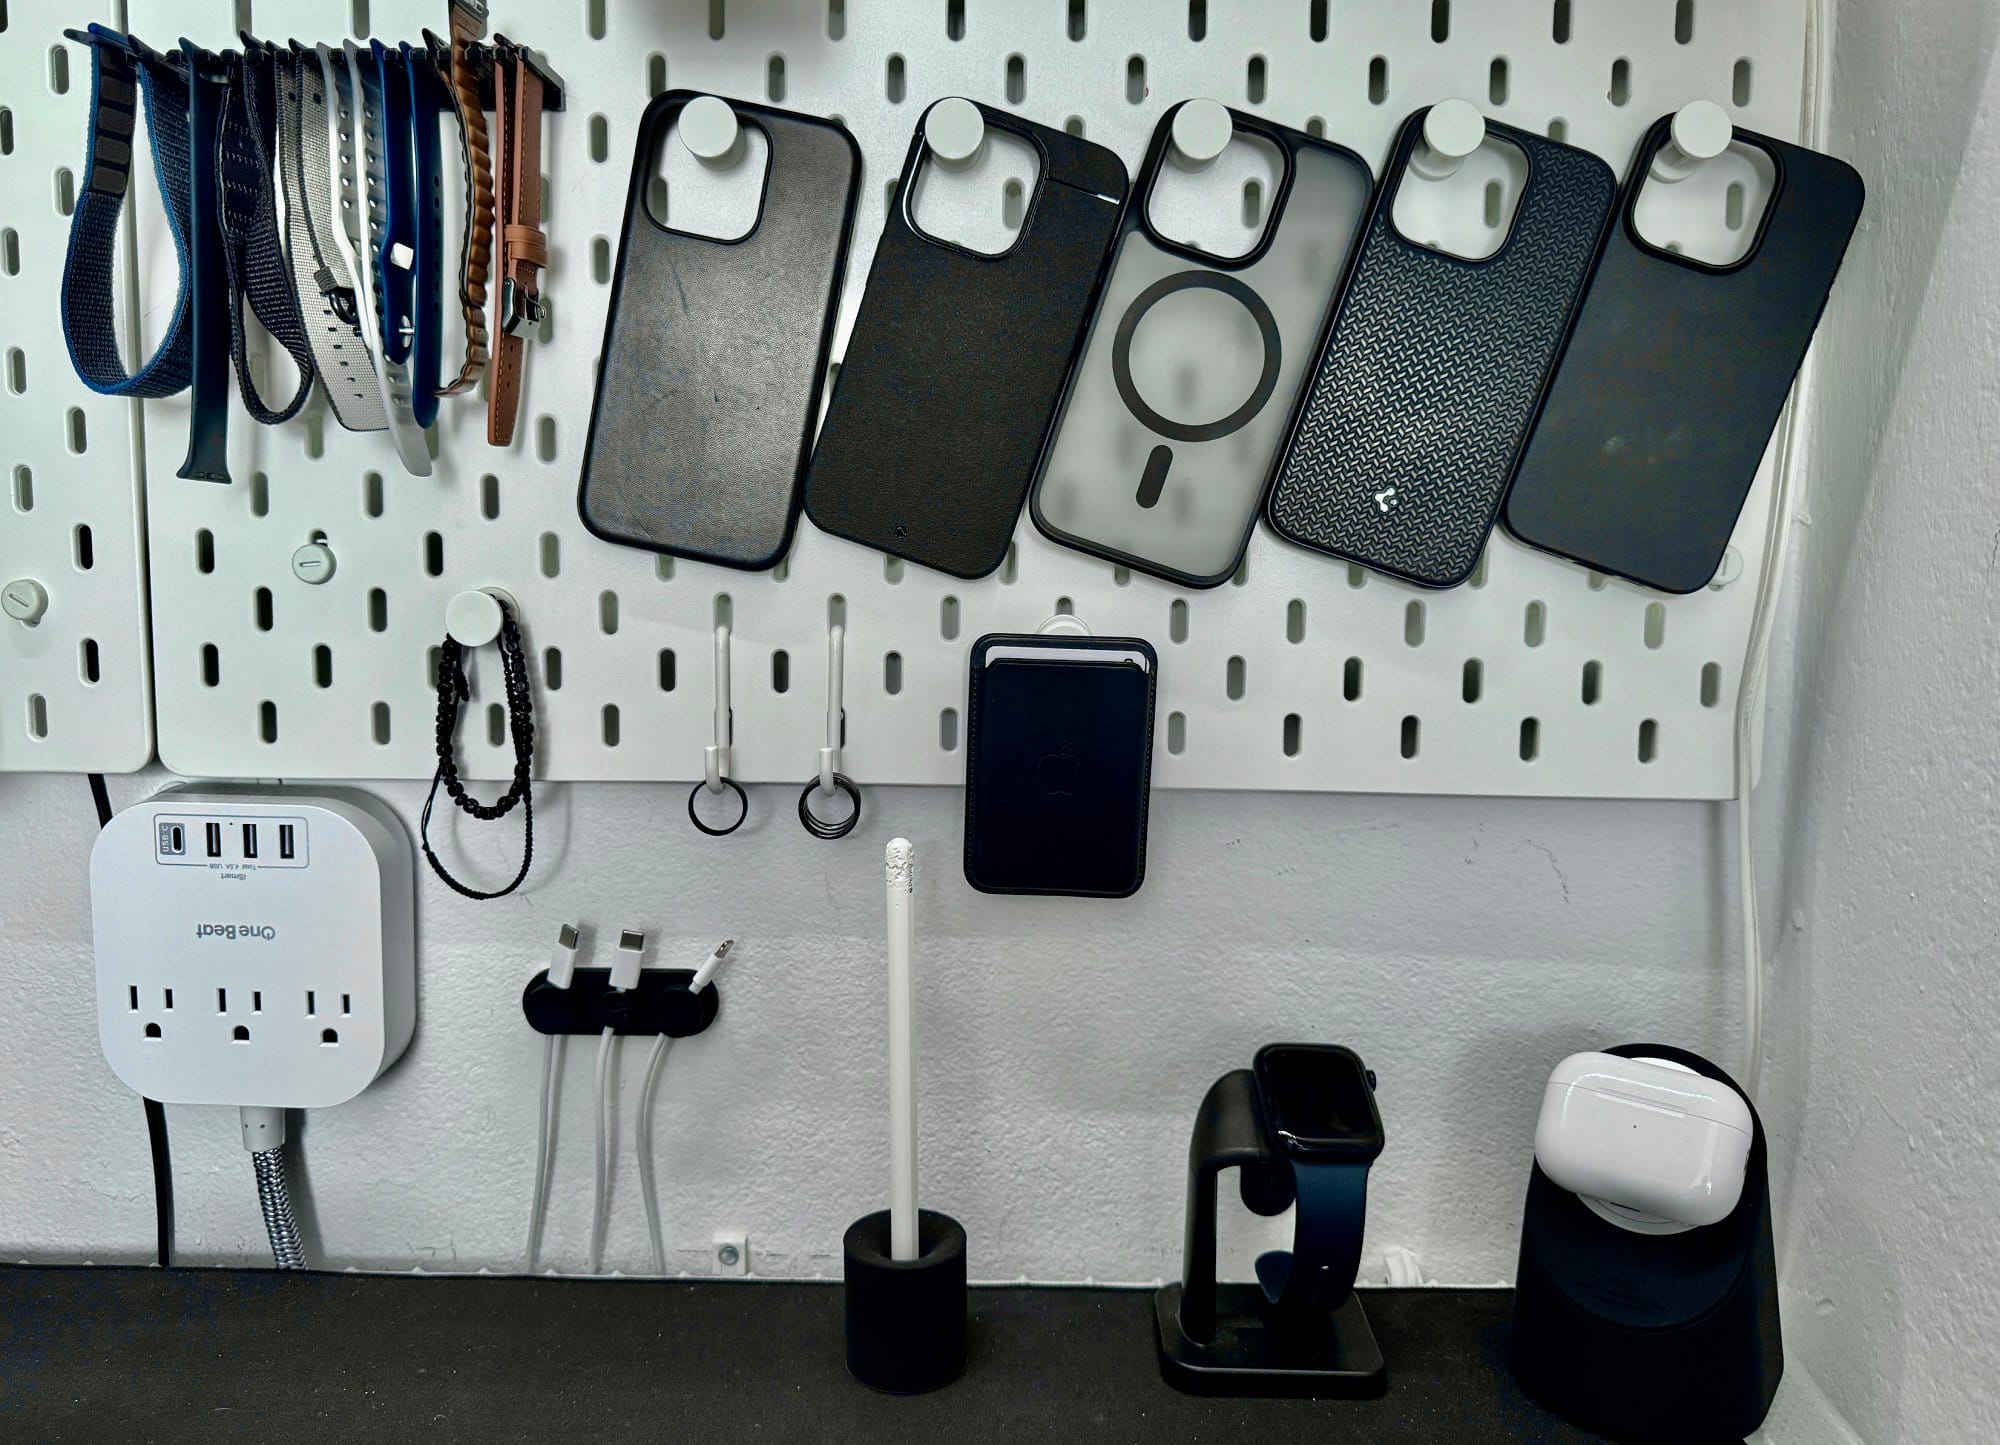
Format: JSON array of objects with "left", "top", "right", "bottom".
[{"left": 1155, "top": 1062, "right": 1386, "bottom": 1397}]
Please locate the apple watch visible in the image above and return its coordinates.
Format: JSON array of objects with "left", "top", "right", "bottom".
[{"left": 1250, "top": 1043, "right": 1383, "bottom": 1310}]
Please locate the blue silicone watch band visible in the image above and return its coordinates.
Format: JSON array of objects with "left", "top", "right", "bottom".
[
  {"left": 1254, "top": 1159, "right": 1370, "bottom": 1310},
  {"left": 402, "top": 42, "right": 447, "bottom": 428}
]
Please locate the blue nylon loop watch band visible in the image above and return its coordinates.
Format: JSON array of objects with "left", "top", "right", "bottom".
[
  {"left": 218, "top": 42, "right": 315, "bottom": 425},
  {"left": 402, "top": 42, "right": 448, "bottom": 429},
  {"left": 58, "top": 27, "right": 194, "bottom": 400},
  {"left": 177, "top": 39, "right": 232, "bottom": 483},
  {"left": 1253, "top": 1160, "right": 1371, "bottom": 1310}
]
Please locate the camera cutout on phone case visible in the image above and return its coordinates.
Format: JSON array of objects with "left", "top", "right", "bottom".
[
  {"left": 1145, "top": 130, "right": 1283, "bottom": 261},
  {"left": 1390, "top": 131, "right": 1529, "bottom": 262},
  {"left": 907, "top": 126, "right": 1041, "bottom": 257},
  {"left": 1629, "top": 137, "right": 1777, "bottom": 268},
  {"left": 647, "top": 113, "right": 771, "bottom": 243}
]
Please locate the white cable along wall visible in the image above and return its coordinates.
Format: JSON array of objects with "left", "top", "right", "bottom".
[{"left": 10, "top": 0, "right": 1809, "bottom": 791}]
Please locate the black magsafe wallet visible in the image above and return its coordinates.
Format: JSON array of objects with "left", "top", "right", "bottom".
[
  {"left": 805, "top": 102, "right": 1128, "bottom": 579},
  {"left": 578, "top": 93, "right": 860, "bottom": 570},
  {"left": 964, "top": 635, "right": 1157, "bottom": 898}
]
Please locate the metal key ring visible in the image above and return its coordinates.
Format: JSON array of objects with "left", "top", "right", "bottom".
[
  {"left": 797, "top": 773, "right": 862, "bottom": 840},
  {"left": 687, "top": 777, "right": 749, "bottom": 837}
]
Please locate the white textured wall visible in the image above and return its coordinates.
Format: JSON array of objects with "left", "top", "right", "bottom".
[
  {"left": 0, "top": 767, "right": 1739, "bottom": 1284},
  {"left": 1754, "top": 2, "right": 2000, "bottom": 1441}
]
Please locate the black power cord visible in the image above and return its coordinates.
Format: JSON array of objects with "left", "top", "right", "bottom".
[{"left": 89, "top": 773, "right": 173, "bottom": 1269}]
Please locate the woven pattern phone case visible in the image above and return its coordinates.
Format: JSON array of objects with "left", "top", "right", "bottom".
[
  {"left": 1503, "top": 119, "right": 1864, "bottom": 594},
  {"left": 578, "top": 93, "right": 859, "bottom": 570},
  {"left": 805, "top": 102, "right": 1127, "bottom": 580},
  {"left": 1268, "top": 110, "right": 1615, "bottom": 588}
]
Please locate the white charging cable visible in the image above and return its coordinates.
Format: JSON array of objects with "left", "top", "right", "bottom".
[
  {"left": 526, "top": 923, "right": 580, "bottom": 1273},
  {"left": 637, "top": 940, "right": 735, "bottom": 1275},
  {"left": 588, "top": 929, "right": 646, "bottom": 1274},
  {"left": 1735, "top": 0, "right": 1830, "bottom": 1101}
]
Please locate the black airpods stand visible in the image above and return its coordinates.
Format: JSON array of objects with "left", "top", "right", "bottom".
[{"left": 1154, "top": 1068, "right": 1386, "bottom": 1398}]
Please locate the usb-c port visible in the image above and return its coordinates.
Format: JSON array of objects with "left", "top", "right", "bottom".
[
  {"left": 278, "top": 824, "right": 296, "bottom": 860},
  {"left": 242, "top": 823, "right": 258, "bottom": 860},
  {"left": 205, "top": 823, "right": 222, "bottom": 857}
]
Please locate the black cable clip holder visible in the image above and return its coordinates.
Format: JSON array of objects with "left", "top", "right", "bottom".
[
  {"left": 521, "top": 968, "right": 719, "bottom": 1038},
  {"left": 421, "top": 600, "right": 535, "bottom": 900},
  {"left": 1154, "top": 1068, "right": 1386, "bottom": 1397}
]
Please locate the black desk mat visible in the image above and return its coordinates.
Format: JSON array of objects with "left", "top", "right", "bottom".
[{"left": 0, "top": 1268, "right": 1603, "bottom": 1442}]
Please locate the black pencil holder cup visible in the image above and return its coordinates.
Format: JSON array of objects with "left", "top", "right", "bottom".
[{"left": 842, "top": 1208, "right": 968, "bottom": 1395}]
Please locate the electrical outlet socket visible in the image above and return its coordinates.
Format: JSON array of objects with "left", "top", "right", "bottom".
[{"left": 91, "top": 785, "right": 416, "bottom": 1109}]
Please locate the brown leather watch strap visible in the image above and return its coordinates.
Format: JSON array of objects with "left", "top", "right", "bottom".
[
  {"left": 488, "top": 42, "right": 547, "bottom": 447},
  {"left": 437, "top": 0, "right": 493, "bottom": 397}
]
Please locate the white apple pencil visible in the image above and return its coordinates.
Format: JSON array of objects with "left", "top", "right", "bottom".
[{"left": 886, "top": 837, "right": 919, "bottom": 1262}]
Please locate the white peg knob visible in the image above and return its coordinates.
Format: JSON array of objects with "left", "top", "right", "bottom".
[
  {"left": 445, "top": 588, "right": 515, "bottom": 648},
  {"left": 1168, "top": 99, "right": 1233, "bottom": 171},
  {"left": 924, "top": 96, "right": 987, "bottom": 171},
  {"left": 1651, "top": 100, "right": 1733, "bottom": 182},
  {"left": 681, "top": 95, "right": 745, "bottom": 170},
  {"left": 2, "top": 577, "right": 48, "bottom": 626},
  {"left": 1411, "top": 99, "right": 1485, "bottom": 180},
  {"left": 290, "top": 539, "right": 336, "bottom": 585}
]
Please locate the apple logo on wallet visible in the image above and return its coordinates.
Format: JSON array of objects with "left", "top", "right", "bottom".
[{"left": 1037, "top": 744, "right": 1084, "bottom": 797}]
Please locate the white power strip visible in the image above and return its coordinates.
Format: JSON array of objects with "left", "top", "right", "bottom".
[{"left": 90, "top": 786, "right": 416, "bottom": 1110}]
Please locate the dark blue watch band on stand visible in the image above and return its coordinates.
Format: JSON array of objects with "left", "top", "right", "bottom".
[
  {"left": 1157, "top": 1054, "right": 1387, "bottom": 1397},
  {"left": 1254, "top": 1160, "right": 1370, "bottom": 1310}
]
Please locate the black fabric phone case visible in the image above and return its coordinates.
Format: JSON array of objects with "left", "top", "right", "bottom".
[
  {"left": 578, "top": 93, "right": 860, "bottom": 570},
  {"left": 805, "top": 102, "right": 1128, "bottom": 580},
  {"left": 964, "top": 635, "right": 1157, "bottom": 898},
  {"left": 1268, "top": 109, "right": 1616, "bottom": 588},
  {"left": 1502, "top": 120, "right": 1864, "bottom": 594}
]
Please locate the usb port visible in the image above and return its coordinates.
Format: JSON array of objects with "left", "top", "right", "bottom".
[
  {"left": 278, "top": 824, "right": 296, "bottom": 860},
  {"left": 242, "top": 823, "right": 258, "bottom": 860},
  {"left": 159, "top": 823, "right": 186, "bottom": 856},
  {"left": 205, "top": 822, "right": 222, "bottom": 857}
]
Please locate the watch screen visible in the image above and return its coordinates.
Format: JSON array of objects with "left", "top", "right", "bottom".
[{"left": 1257, "top": 1045, "right": 1379, "bottom": 1151}]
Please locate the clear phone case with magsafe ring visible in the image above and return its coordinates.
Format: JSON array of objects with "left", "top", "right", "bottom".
[{"left": 1029, "top": 104, "right": 1372, "bottom": 589}]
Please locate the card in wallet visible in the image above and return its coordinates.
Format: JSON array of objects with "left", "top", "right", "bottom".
[{"left": 963, "top": 634, "right": 1157, "bottom": 898}]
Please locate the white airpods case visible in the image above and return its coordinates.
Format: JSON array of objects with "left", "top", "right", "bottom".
[{"left": 1533, "top": 1052, "right": 1754, "bottom": 1229}]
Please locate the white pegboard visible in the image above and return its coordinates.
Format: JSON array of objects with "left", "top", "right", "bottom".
[
  {"left": 24, "top": 0, "right": 1813, "bottom": 793},
  {"left": 0, "top": 9, "right": 154, "bottom": 773}
]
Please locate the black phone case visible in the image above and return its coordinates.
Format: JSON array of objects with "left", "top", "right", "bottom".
[
  {"left": 804, "top": 102, "right": 1128, "bottom": 580},
  {"left": 578, "top": 93, "right": 860, "bottom": 570},
  {"left": 1502, "top": 119, "right": 1864, "bottom": 594},
  {"left": 963, "top": 634, "right": 1157, "bottom": 899},
  {"left": 1267, "top": 109, "right": 1616, "bottom": 588}
]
